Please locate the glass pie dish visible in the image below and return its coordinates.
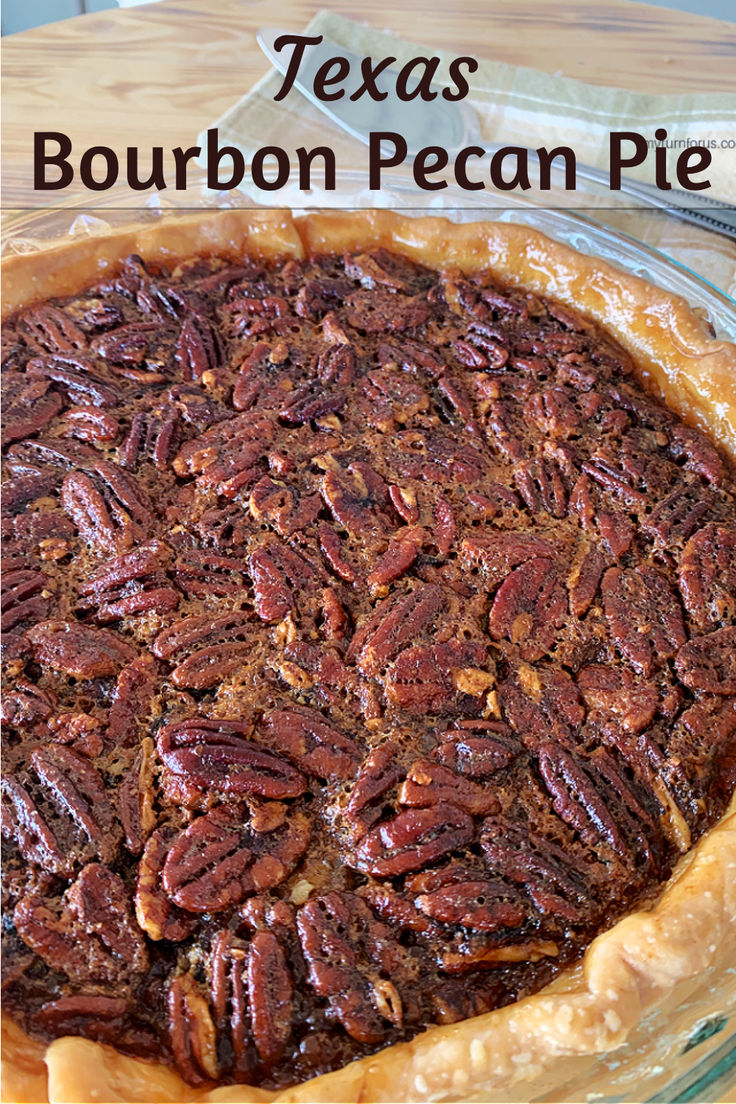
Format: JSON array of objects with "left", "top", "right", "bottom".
[{"left": 1, "top": 201, "right": 734, "bottom": 1104}]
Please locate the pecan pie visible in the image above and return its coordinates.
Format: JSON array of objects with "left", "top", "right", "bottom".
[{"left": 2, "top": 211, "right": 735, "bottom": 1104}]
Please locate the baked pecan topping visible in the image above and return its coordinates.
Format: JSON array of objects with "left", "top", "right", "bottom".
[{"left": 3, "top": 244, "right": 735, "bottom": 1091}]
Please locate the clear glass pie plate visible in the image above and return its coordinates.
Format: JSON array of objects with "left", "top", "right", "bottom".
[{"left": 1, "top": 198, "right": 735, "bottom": 1104}]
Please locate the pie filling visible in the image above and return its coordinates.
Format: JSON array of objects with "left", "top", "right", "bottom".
[{"left": 2, "top": 246, "right": 735, "bottom": 1090}]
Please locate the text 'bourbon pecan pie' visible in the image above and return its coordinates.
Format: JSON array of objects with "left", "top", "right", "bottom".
[{"left": 1, "top": 211, "right": 735, "bottom": 1104}]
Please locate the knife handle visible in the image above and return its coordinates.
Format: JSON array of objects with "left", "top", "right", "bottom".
[{"left": 575, "top": 162, "right": 736, "bottom": 239}]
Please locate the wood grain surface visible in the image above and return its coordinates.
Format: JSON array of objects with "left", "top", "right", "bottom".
[{"left": 2, "top": 0, "right": 735, "bottom": 206}]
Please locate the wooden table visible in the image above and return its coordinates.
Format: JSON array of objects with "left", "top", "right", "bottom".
[{"left": 2, "top": 0, "right": 735, "bottom": 207}]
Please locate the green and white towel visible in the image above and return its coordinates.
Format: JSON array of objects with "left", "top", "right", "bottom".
[{"left": 204, "top": 10, "right": 736, "bottom": 296}]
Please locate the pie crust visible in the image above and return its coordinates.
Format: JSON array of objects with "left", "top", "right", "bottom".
[{"left": 2, "top": 209, "right": 735, "bottom": 1104}]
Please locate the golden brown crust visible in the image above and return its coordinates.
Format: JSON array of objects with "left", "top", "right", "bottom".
[
  {"left": 1, "top": 210, "right": 304, "bottom": 314},
  {"left": 2, "top": 209, "right": 735, "bottom": 1104}
]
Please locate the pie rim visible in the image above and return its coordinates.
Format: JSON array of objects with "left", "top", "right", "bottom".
[{"left": 1, "top": 207, "right": 735, "bottom": 1104}]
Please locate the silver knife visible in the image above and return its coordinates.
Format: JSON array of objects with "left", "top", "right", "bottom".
[{"left": 257, "top": 27, "right": 736, "bottom": 239}]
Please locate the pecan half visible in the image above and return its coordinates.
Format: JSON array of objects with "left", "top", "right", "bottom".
[
  {"left": 119, "top": 407, "right": 182, "bottom": 471},
  {"left": 297, "top": 891, "right": 406, "bottom": 1043},
  {"left": 173, "top": 548, "right": 249, "bottom": 598},
  {"left": 2, "top": 745, "right": 121, "bottom": 874},
  {"left": 538, "top": 743, "right": 659, "bottom": 864},
  {"left": 1, "top": 373, "right": 64, "bottom": 447},
  {"left": 567, "top": 544, "right": 608, "bottom": 618},
  {"left": 161, "top": 804, "right": 310, "bottom": 912},
  {"left": 481, "top": 816, "right": 596, "bottom": 924},
  {"left": 488, "top": 555, "right": 568, "bottom": 661},
  {"left": 577, "top": 664, "right": 659, "bottom": 734},
  {"left": 31, "top": 995, "right": 160, "bottom": 1058},
  {"left": 461, "top": 533, "right": 556, "bottom": 590},
  {"left": 91, "top": 320, "right": 166, "bottom": 369},
  {"left": 107, "top": 655, "right": 159, "bottom": 748},
  {"left": 398, "top": 759, "right": 498, "bottom": 816},
  {"left": 152, "top": 611, "right": 256, "bottom": 689},
  {"left": 168, "top": 974, "right": 219, "bottom": 1085},
  {"left": 157, "top": 717, "right": 307, "bottom": 804},
  {"left": 675, "top": 626, "right": 736, "bottom": 694},
  {"left": 366, "top": 531, "right": 424, "bottom": 591},
  {"left": 26, "top": 620, "right": 137, "bottom": 678},
  {"left": 514, "top": 459, "right": 568, "bottom": 517},
  {"left": 385, "top": 639, "right": 491, "bottom": 715},
  {"left": 135, "top": 826, "right": 196, "bottom": 942},
  {"left": 349, "top": 585, "right": 445, "bottom": 676},
  {"left": 1, "top": 681, "right": 56, "bottom": 728},
  {"left": 602, "top": 565, "right": 687, "bottom": 677},
  {"left": 258, "top": 706, "right": 361, "bottom": 781},
  {"left": 210, "top": 924, "right": 298, "bottom": 1075},
  {"left": 209, "top": 931, "right": 255, "bottom": 1079},
  {"left": 175, "top": 312, "right": 224, "bottom": 379},
  {"left": 1, "top": 565, "right": 51, "bottom": 635},
  {"left": 18, "top": 305, "right": 88, "bottom": 354},
  {"left": 642, "top": 485, "right": 712, "bottom": 544},
  {"left": 15, "top": 863, "right": 147, "bottom": 985},
  {"left": 61, "top": 405, "right": 120, "bottom": 443},
  {"left": 247, "top": 930, "right": 294, "bottom": 1067},
  {"left": 117, "top": 738, "right": 157, "bottom": 854},
  {"left": 172, "top": 412, "right": 274, "bottom": 498},
  {"left": 320, "top": 464, "right": 389, "bottom": 537},
  {"left": 61, "top": 461, "right": 155, "bottom": 555},
  {"left": 500, "top": 663, "right": 584, "bottom": 749},
  {"left": 249, "top": 541, "right": 319, "bottom": 622},
  {"left": 409, "top": 863, "right": 527, "bottom": 932},
  {"left": 77, "top": 540, "right": 179, "bottom": 622},
  {"left": 669, "top": 423, "right": 726, "bottom": 485},
  {"left": 280, "top": 381, "right": 346, "bottom": 425},
  {"left": 345, "top": 743, "right": 402, "bottom": 840},
  {"left": 352, "top": 803, "right": 473, "bottom": 877},
  {"left": 678, "top": 524, "right": 736, "bottom": 630},
  {"left": 433, "top": 720, "right": 522, "bottom": 778},
  {"left": 26, "top": 355, "right": 118, "bottom": 407},
  {"left": 249, "top": 476, "right": 321, "bottom": 540}
]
